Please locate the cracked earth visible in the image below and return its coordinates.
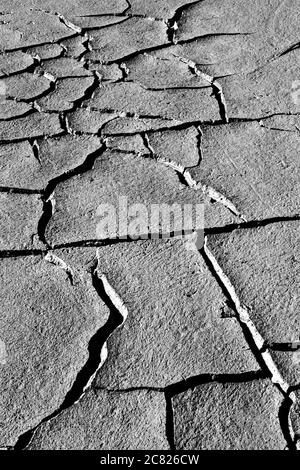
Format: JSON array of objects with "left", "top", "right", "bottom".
[{"left": 0, "top": 0, "right": 299, "bottom": 451}]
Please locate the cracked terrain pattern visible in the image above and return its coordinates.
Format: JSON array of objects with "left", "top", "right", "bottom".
[{"left": 0, "top": 0, "right": 299, "bottom": 451}]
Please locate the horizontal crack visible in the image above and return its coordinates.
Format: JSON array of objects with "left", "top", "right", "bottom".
[
  {"left": 94, "top": 370, "right": 267, "bottom": 395},
  {"left": 0, "top": 186, "right": 43, "bottom": 194},
  {"left": 267, "top": 342, "right": 300, "bottom": 352},
  {"left": 1, "top": 215, "right": 298, "bottom": 259},
  {"left": 166, "top": 370, "right": 268, "bottom": 396},
  {"left": 0, "top": 249, "right": 46, "bottom": 259},
  {"left": 0, "top": 210, "right": 298, "bottom": 262},
  {"left": 205, "top": 215, "right": 300, "bottom": 235}
]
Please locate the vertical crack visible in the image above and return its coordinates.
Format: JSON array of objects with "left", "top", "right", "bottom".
[
  {"left": 28, "top": 138, "right": 41, "bottom": 165},
  {"left": 58, "top": 269, "right": 126, "bottom": 410},
  {"left": 141, "top": 132, "right": 155, "bottom": 157},
  {"left": 37, "top": 194, "right": 55, "bottom": 248},
  {"left": 38, "top": 142, "right": 106, "bottom": 247},
  {"left": 171, "top": 54, "right": 229, "bottom": 122},
  {"left": 211, "top": 78, "right": 229, "bottom": 123},
  {"left": 166, "top": 0, "right": 203, "bottom": 44},
  {"left": 202, "top": 240, "right": 273, "bottom": 365},
  {"left": 59, "top": 112, "right": 71, "bottom": 133},
  {"left": 14, "top": 263, "right": 128, "bottom": 450},
  {"left": 123, "top": 0, "right": 132, "bottom": 15},
  {"left": 119, "top": 62, "right": 129, "bottom": 81},
  {"left": 195, "top": 124, "right": 203, "bottom": 166},
  {"left": 165, "top": 392, "right": 175, "bottom": 450}
]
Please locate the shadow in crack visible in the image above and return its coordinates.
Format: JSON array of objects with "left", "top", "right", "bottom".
[
  {"left": 37, "top": 143, "right": 107, "bottom": 247},
  {"left": 61, "top": 272, "right": 124, "bottom": 409},
  {"left": 278, "top": 395, "right": 297, "bottom": 450},
  {"left": 14, "top": 271, "right": 124, "bottom": 450}
]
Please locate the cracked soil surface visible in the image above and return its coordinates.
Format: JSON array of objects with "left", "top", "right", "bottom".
[{"left": 0, "top": 0, "right": 299, "bottom": 451}]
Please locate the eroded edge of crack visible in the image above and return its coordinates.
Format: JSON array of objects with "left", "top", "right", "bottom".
[
  {"left": 202, "top": 237, "right": 298, "bottom": 444},
  {"left": 202, "top": 237, "right": 297, "bottom": 448},
  {"left": 152, "top": 153, "right": 245, "bottom": 221},
  {"left": 37, "top": 141, "right": 106, "bottom": 248},
  {"left": 166, "top": 0, "right": 203, "bottom": 44},
  {"left": 202, "top": 237, "right": 286, "bottom": 386},
  {"left": 44, "top": 252, "right": 74, "bottom": 285},
  {"left": 14, "top": 257, "right": 128, "bottom": 450}
]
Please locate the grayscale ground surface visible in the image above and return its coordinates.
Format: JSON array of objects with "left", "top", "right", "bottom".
[{"left": 0, "top": 0, "right": 299, "bottom": 450}]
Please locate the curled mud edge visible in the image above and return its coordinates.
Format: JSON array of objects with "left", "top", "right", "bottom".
[
  {"left": 155, "top": 156, "right": 245, "bottom": 221},
  {"left": 97, "top": 271, "right": 129, "bottom": 325},
  {"left": 56, "top": 13, "right": 82, "bottom": 34},
  {"left": 14, "top": 264, "right": 128, "bottom": 450},
  {"left": 37, "top": 192, "right": 56, "bottom": 247},
  {"left": 44, "top": 252, "right": 74, "bottom": 284},
  {"left": 203, "top": 237, "right": 291, "bottom": 395}
]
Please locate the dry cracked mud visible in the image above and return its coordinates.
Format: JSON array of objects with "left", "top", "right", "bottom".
[{"left": 0, "top": 0, "right": 299, "bottom": 452}]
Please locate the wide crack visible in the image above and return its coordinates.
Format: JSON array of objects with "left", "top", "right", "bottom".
[
  {"left": 37, "top": 141, "right": 107, "bottom": 248},
  {"left": 14, "top": 259, "right": 127, "bottom": 450}
]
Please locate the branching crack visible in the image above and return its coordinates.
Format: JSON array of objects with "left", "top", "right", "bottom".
[
  {"left": 175, "top": 55, "right": 229, "bottom": 123},
  {"left": 38, "top": 142, "right": 106, "bottom": 247},
  {"left": 201, "top": 239, "right": 298, "bottom": 448},
  {"left": 202, "top": 238, "right": 290, "bottom": 394},
  {"left": 2, "top": 4, "right": 299, "bottom": 451},
  {"left": 153, "top": 155, "right": 245, "bottom": 220}
]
